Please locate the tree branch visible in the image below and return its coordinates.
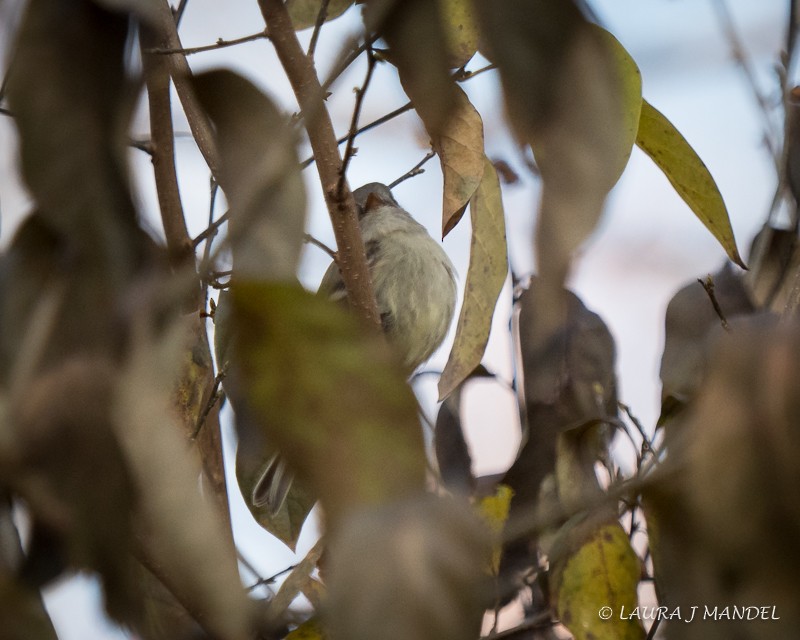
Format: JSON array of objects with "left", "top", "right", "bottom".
[
  {"left": 257, "top": 0, "right": 381, "bottom": 329},
  {"left": 307, "top": 0, "right": 331, "bottom": 60},
  {"left": 147, "top": 29, "right": 269, "bottom": 56},
  {"left": 140, "top": 26, "right": 195, "bottom": 273},
  {"left": 389, "top": 150, "right": 436, "bottom": 189},
  {"left": 151, "top": 0, "right": 221, "bottom": 180},
  {"left": 337, "top": 45, "right": 377, "bottom": 196}
]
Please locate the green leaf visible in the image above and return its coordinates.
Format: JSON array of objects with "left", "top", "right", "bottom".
[
  {"left": 285, "top": 618, "right": 325, "bottom": 640},
  {"left": 438, "top": 86, "right": 486, "bottom": 237},
  {"left": 231, "top": 282, "right": 425, "bottom": 523},
  {"left": 286, "top": 0, "right": 353, "bottom": 30},
  {"left": 6, "top": 0, "right": 144, "bottom": 283},
  {"left": 438, "top": 158, "right": 508, "bottom": 400},
  {"left": 235, "top": 448, "right": 316, "bottom": 551},
  {"left": 636, "top": 100, "right": 745, "bottom": 268},
  {"left": 551, "top": 520, "right": 645, "bottom": 640},
  {"left": 439, "top": 0, "right": 479, "bottom": 68}
]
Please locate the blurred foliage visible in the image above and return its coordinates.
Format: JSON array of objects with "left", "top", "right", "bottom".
[{"left": 0, "top": 0, "right": 793, "bottom": 639}]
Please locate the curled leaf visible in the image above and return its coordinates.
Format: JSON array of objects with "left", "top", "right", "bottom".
[
  {"left": 438, "top": 87, "right": 486, "bottom": 237},
  {"left": 636, "top": 100, "right": 745, "bottom": 268}
]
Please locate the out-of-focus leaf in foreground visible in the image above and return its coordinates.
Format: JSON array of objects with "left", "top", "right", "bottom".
[
  {"left": 531, "top": 23, "right": 642, "bottom": 293},
  {"left": 647, "top": 317, "right": 800, "bottom": 638},
  {"left": 6, "top": 0, "right": 145, "bottom": 280},
  {"left": 230, "top": 282, "right": 424, "bottom": 523},
  {"left": 326, "top": 496, "right": 491, "bottom": 640},
  {"left": 366, "top": 0, "right": 458, "bottom": 136},
  {"left": 5, "top": 357, "right": 139, "bottom": 621},
  {"left": 550, "top": 518, "right": 644, "bottom": 640},
  {"left": 636, "top": 100, "right": 745, "bottom": 268},
  {"left": 287, "top": 0, "right": 354, "bottom": 30},
  {"left": 439, "top": 158, "right": 507, "bottom": 400},
  {"left": 115, "top": 316, "right": 254, "bottom": 640},
  {"left": 477, "top": 1, "right": 642, "bottom": 316},
  {"left": 193, "top": 69, "right": 307, "bottom": 281}
]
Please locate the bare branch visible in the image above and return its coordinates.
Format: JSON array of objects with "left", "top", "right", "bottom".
[
  {"left": 712, "top": 0, "right": 780, "bottom": 163},
  {"left": 150, "top": 0, "right": 221, "bottom": 179},
  {"left": 697, "top": 275, "right": 732, "bottom": 332},
  {"left": 140, "top": 25, "right": 195, "bottom": 273},
  {"left": 304, "top": 233, "right": 337, "bottom": 259},
  {"left": 337, "top": 45, "right": 378, "bottom": 197},
  {"left": 258, "top": 0, "right": 381, "bottom": 329},
  {"left": 389, "top": 150, "right": 436, "bottom": 189},
  {"left": 301, "top": 101, "right": 414, "bottom": 169},
  {"left": 307, "top": 0, "right": 331, "bottom": 60},
  {"left": 147, "top": 29, "right": 269, "bottom": 56}
]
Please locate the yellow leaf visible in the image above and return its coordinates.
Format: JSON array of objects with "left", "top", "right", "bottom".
[
  {"left": 551, "top": 521, "right": 645, "bottom": 640},
  {"left": 438, "top": 157, "right": 508, "bottom": 400},
  {"left": 439, "top": 0, "right": 480, "bottom": 68},
  {"left": 286, "top": 618, "right": 325, "bottom": 640},
  {"left": 636, "top": 100, "right": 745, "bottom": 267},
  {"left": 477, "top": 484, "right": 514, "bottom": 573},
  {"left": 438, "top": 86, "right": 486, "bottom": 237}
]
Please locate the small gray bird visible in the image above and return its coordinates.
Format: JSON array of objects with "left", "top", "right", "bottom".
[
  {"left": 319, "top": 182, "right": 457, "bottom": 370},
  {"left": 255, "top": 183, "right": 457, "bottom": 514}
]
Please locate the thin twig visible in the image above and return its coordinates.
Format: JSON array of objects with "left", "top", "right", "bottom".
[
  {"left": 337, "top": 45, "right": 378, "bottom": 198},
  {"left": 174, "top": 0, "right": 191, "bottom": 25},
  {"left": 304, "top": 62, "right": 498, "bottom": 169},
  {"left": 789, "top": 0, "right": 800, "bottom": 67},
  {"left": 201, "top": 178, "right": 220, "bottom": 305},
  {"left": 304, "top": 233, "right": 337, "bottom": 259},
  {"left": 321, "top": 35, "right": 376, "bottom": 93},
  {"left": 247, "top": 564, "right": 297, "bottom": 592},
  {"left": 192, "top": 370, "right": 226, "bottom": 440},
  {"left": 389, "top": 150, "right": 437, "bottom": 189},
  {"left": 619, "top": 402, "right": 654, "bottom": 456},
  {"left": 301, "top": 102, "right": 414, "bottom": 169},
  {"left": 645, "top": 616, "right": 663, "bottom": 640},
  {"left": 307, "top": 0, "right": 331, "bottom": 60},
  {"left": 147, "top": 29, "right": 269, "bottom": 56},
  {"left": 697, "top": 275, "right": 731, "bottom": 332},
  {"left": 712, "top": 0, "right": 780, "bottom": 164},
  {"left": 194, "top": 209, "right": 230, "bottom": 249}
]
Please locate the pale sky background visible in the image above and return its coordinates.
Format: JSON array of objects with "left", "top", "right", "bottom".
[{"left": 0, "top": 0, "right": 788, "bottom": 637}]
